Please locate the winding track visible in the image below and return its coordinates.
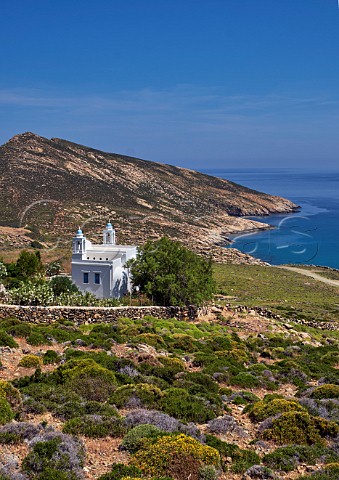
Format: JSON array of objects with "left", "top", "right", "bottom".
[{"left": 277, "top": 266, "right": 339, "bottom": 288}]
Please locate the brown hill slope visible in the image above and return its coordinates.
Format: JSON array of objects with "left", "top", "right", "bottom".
[{"left": 0, "top": 132, "right": 298, "bottom": 263}]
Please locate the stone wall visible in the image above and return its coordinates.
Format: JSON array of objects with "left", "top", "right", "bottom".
[{"left": 0, "top": 304, "right": 208, "bottom": 324}]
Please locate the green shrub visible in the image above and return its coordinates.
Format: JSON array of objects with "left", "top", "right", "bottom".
[
  {"left": 263, "top": 444, "right": 339, "bottom": 472},
  {"left": 158, "top": 357, "right": 186, "bottom": 381},
  {"left": 27, "top": 330, "right": 50, "bottom": 346},
  {"left": 134, "top": 333, "right": 166, "bottom": 349},
  {"left": 231, "top": 372, "right": 259, "bottom": 389},
  {"left": 198, "top": 465, "right": 218, "bottom": 480},
  {"left": 0, "top": 330, "right": 18, "bottom": 348},
  {"left": 174, "top": 372, "right": 219, "bottom": 395},
  {"left": 97, "top": 464, "right": 142, "bottom": 480},
  {"left": 110, "top": 384, "right": 163, "bottom": 409},
  {"left": 49, "top": 276, "right": 78, "bottom": 296},
  {"left": 262, "top": 411, "right": 339, "bottom": 445},
  {"left": 22, "top": 433, "right": 84, "bottom": 478},
  {"left": 18, "top": 354, "right": 42, "bottom": 368},
  {"left": 204, "top": 434, "right": 260, "bottom": 474},
  {"left": 166, "top": 333, "right": 198, "bottom": 353},
  {"left": 58, "top": 359, "right": 117, "bottom": 402},
  {"left": 3, "top": 322, "right": 32, "bottom": 338},
  {"left": 0, "top": 397, "right": 14, "bottom": 425},
  {"left": 0, "top": 380, "right": 22, "bottom": 412},
  {"left": 36, "top": 468, "right": 78, "bottom": 480},
  {"left": 247, "top": 398, "right": 305, "bottom": 422},
  {"left": 224, "top": 390, "right": 260, "bottom": 406},
  {"left": 159, "top": 388, "right": 217, "bottom": 423},
  {"left": 0, "top": 432, "right": 21, "bottom": 444},
  {"left": 121, "top": 424, "right": 164, "bottom": 453},
  {"left": 311, "top": 384, "right": 339, "bottom": 399},
  {"left": 43, "top": 350, "right": 61, "bottom": 365},
  {"left": 132, "top": 433, "right": 220, "bottom": 479},
  {"left": 63, "top": 415, "right": 125, "bottom": 437}
]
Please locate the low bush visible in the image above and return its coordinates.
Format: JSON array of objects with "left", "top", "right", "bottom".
[
  {"left": 134, "top": 333, "right": 166, "bottom": 349},
  {"left": 154, "top": 356, "right": 186, "bottom": 383},
  {"left": 63, "top": 415, "right": 125, "bottom": 438},
  {"left": 223, "top": 390, "right": 260, "bottom": 406},
  {"left": 198, "top": 465, "right": 218, "bottom": 480},
  {"left": 231, "top": 372, "right": 260, "bottom": 389},
  {"left": 0, "top": 422, "right": 46, "bottom": 444},
  {"left": 261, "top": 411, "right": 339, "bottom": 445},
  {"left": 132, "top": 433, "right": 220, "bottom": 480},
  {"left": 22, "top": 432, "right": 84, "bottom": 478},
  {"left": 19, "top": 383, "right": 83, "bottom": 418},
  {"left": 247, "top": 398, "right": 305, "bottom": 422},
  {"left": 110, "top": 383, "right": 163, "bottom": 409},
  {"left": 0, "top": 398, "right": 14, "bottom": 425},
  {"left": 0, "top": 381, "right": 22, "bottom": 412},
  {"left": 43, "top": 350, "right": 61, "bottom": 365},
  {"left": 18, "top": 355, "right": 42, "bottom": 368},
  {"left": 159, "top": 388, "right": 217, "bottom": 423},
  {"left": 26, "top": 330, "right": 49, "bottom": 346},
  {"left": 123, "top": 409, "right": 181, "bottom": 432},
  {"left": 36, "top": 468, "right": 78, "bottom": 480},
  {"left": 122, "top": 409, "right": 204, "bottom": 442},
  {"left": 311, "top": 384, "right": 339, "bottom": 400},
  {"left": 205, "top": 434, "right": 260, "bottom": 474},
  {"left": 61, "top": 360, "right": 117, "bottom": 402},
  {"left": 0, "top": 330, "right": 18, "bottom": 348},
  {"left": 173, "top": 372, "right": 219, "bottom": 395},
  {"left": 3, "top": 322, "right": 32, "bottom": 338},
  {"left": 207, "top": 415, "right": 245, "bottom": 437},
  {"left": 97, "top": 464, "right": 142, "bottom": 480},
  {"left": 299, "top": 397, "right": 339, "bottom": 422},
  {"left": 263, "top": 444, "right": 339, "bottom": 472},
  {"left": 244, "top": 465, "right": 276, "bottom": 479},
  {"left": 121, "top": 424, "right": 164, "bottom": 453},
  {"left": 166, "top": 333, "right": 198, "bottom": 353}
]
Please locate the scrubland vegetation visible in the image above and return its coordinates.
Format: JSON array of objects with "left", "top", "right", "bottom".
[{"left": 0, "top": 257, "right": 338, "bottom": 479}]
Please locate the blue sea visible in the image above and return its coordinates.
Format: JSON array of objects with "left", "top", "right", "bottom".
[{"left": 203, "top": 169, "right": 339, "bottom": 269}]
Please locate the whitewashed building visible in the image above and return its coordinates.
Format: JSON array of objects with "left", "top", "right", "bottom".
[{"left": 71, "top": 222, "right": 137, "bottom": 299}]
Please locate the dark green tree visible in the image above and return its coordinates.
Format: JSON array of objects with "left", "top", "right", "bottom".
[
  {"left": 16, "top": 250, "right": 44, "bottom": 278},
  {"left": 49, "top": 276, "right": 79, "bottom": 296},
  {"left": 128, "top": 237, "right": 215, "bottom": 306}
]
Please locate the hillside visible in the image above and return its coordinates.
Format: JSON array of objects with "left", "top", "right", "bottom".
[
  {"left": 0, "top": 265, "right": 339, "bottom": 480},
  {"left": 0, "top": 133, "right": 298, "bottom": 263}
]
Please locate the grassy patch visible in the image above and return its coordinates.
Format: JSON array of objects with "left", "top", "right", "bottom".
[{"left": 213, "top": 264, "right": 339, "bottom": 323}]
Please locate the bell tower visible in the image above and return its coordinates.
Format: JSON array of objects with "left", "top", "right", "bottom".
[
  {"left": 72, "top": 227, "right": 86, "bottom": 259},
  {"left": 103, "top": 221, "right": 116, "bottom": 245}
]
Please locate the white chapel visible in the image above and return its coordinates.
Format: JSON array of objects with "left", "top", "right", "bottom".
[{"left": 71, "top": 222, "right": 137, "bottom": 299}]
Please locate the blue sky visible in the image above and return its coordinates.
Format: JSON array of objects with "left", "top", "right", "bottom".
[{"left": 1, "top": 0, "right": 339, "bottom": 169}]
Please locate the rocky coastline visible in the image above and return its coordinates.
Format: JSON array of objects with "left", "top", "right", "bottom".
[{"left": 0, "top": 132, "right": 299, "bottom": 265}]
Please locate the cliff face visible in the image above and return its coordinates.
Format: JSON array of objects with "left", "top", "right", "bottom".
[{"left": 0, "top": 132, "right": 298, "bottom": 263}]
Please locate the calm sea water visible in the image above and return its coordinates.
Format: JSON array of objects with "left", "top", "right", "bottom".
[{"left": 202, "top": 169, "right": 339, "bottom": 269}]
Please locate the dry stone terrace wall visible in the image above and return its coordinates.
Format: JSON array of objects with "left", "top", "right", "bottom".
[{"left": 0, "top": 304, "right": 208, "bottom": 324}]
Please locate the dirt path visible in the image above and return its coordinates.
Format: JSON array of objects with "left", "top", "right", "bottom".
[{"left": 277, "top": 265, "right": 339, "bottom": 288}]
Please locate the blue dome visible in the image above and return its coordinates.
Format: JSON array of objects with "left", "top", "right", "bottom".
[
  {"left": 77, "top": 228, "right": 83, "bottom": 235},
  {"left": 106, "top": 222, "right": 113, "bottom": 228}
]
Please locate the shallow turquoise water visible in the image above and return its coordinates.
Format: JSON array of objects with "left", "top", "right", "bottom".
[{"left": 202, "top": 169, "right": 339, "bottom": 268}]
